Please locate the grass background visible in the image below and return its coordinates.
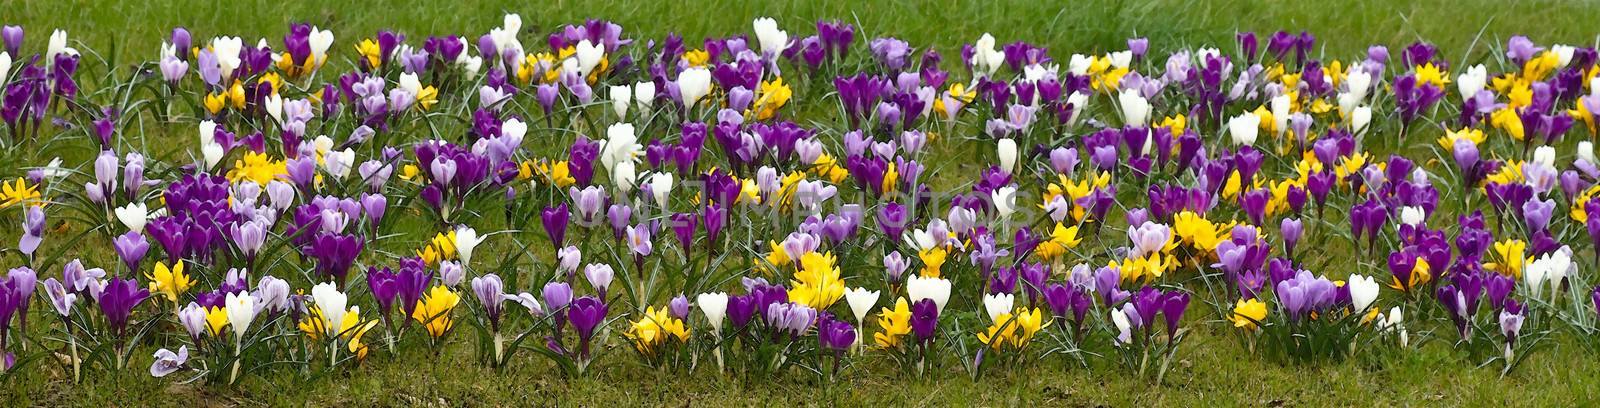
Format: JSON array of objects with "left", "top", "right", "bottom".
[{"left": 3, "top": 0, "right": 1600, "bottom": 406}]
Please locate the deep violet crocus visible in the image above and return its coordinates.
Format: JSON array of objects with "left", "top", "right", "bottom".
[
  {"left": 99, "top": 277, "right": 151, "bottom": 338},
  {"left": 567, "top": 296, "right": 609, "bottom": 359}
]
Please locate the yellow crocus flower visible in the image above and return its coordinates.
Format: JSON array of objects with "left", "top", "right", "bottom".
[
  {"left": 875, "top": 297, "right": 913, "bottom": 348},
  {"left": 412, "top": 285, "right": 460, "bottom": 339},
  {"left": 1230, "top": 298, "right": 1268, "bottom": 330},
  {"left": 147, "top": 261, "right": 194, "bottom": 303}
]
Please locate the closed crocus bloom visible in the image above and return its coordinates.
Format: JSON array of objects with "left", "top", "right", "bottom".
[
  {"left": 177, "top": 302, "right": 207, "bottom": 341},
  {"left": 1110, "top": 305, "right": 1134, "bottom": 346},
  {"left": 697, "top": 292, "right": 729, "bottom": 333},
  {"left": 997, "top": 138, "right": 1018, "bottom": 175},
  {"left": 584, "top": 263, "right": 615, "bottom": 295},
  {"left": 633, "top": 81, "right": 656, "bottom": 111},
  {"left": 1348, "top": 274, "right": 1380, "bottom": 314},
  {"left": 440, "top": 260, "right": 465, "bottom": 287},
  {"left": 609, "top": 85, "right": 631, "bottom": 117},
  {"left": 676, "top": 67, "right": 712, "bottom": 109},
  {"left": 843, "top": 287, "right": 880, "bottom": 323},
  {"left": 752, "top": 17, "right": 789, "bottom": 57},
  {"left": 1118, "top": 89, "right": 1150, "bottom": 126},
  {"left": 225, "top": 291, "right": 257, "bottom": 343},
  {"left": 324, "top": 148, "right": 355, "bottom": 179},
  {"left": 1350, "top": 106, "right": 1372, "bottom": 135},
  {"left": 983, "top": 292, "right": 1015, "bottom": 323},
  {"left": 907, "top": 275, "right": 951, "bottom": 314},
  {"left": 1457, "top": 64, "right": 1487, "bottom": 100},
  {"left": 310, "top": 282, "right": 348, "bottom": 337},
  {"left": 453, "top": 226, "right": 481, "bottom": 266},
  {"left": 647, "top": 172, "right": 673, "bottom": 209},
  {"left": 40, "top": 277, "right": 75, "bottom": 318},
  {"left": 115, "top": 202, "right": 149, "bottom": 233},
  {"left": 1227, "top": 112, "right": 1260, "bottom": 145}
]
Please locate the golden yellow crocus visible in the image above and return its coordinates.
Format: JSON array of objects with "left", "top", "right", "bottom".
[
  {"left": 227, "top": 151, "right": 288, "bottom": 186},
  {"left": 416, "top": 231, "right": 458, "bottom": 267},
  {"left": 147, "top": 261, "right": 194, "bottom": 304},
  {"left": 205, "top": 306, "right": 230, "bottom": 336},
  {"left": 1230, "top": 298, "right": 1267, "bottom": 330},
  {"left": 1488, "top": 239, "right": 1527, "bottom": 278},
  {"left": 1414, "top": 63, "right": 1451, "bottom": 89},
  {"left": 917, "top": 247, "right": 948, "bottom": 278},
  {"left": 0, "top": 177, "right": 42, "bottom": 209},
  {"left": 412, "top": 285, "right": 460, "bottom": 338},
  {"left": 625, "top": 306, "right": 690, "bottom": 355},
  {"left": 355, "top": 39, "right": 382, "bottom": 69},
  {"left": 874, "top": 297, "right": 912, "bottom": 348},
  {"left": 752, "top": 77, "right": 792, "bottom": 120},
  {"left": 789, "top": 252, "right": 845, "bottom": 309}
]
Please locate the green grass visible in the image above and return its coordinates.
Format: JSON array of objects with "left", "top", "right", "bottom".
[{"left": 5, "top": 0, "right": 1600, "bottom": 406}]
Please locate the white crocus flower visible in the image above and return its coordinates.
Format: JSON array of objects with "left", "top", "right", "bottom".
[
  {"left": 454, "top": 226, "right": 481, "bottom": 266},
  {"left": 310, "top": 283, "right": 348, "bottom": 337},
  {"left": 633, "top": 81, "right": 657, "bottom": 111},
  {"left": 906, "top": 275, "right": 952, "bottom": 314},
  {"left": 1228, "top": 112, "right": 1261, "bottom": 145},
  {"left": 983, "top": 293, "right": 1015, "bottom": 323},
  {"left": 574, "top": 39, "right": 604, "bottom": 77},
  {"left": 843, "top": 288, "right": 880, "bottom": 324},
  {"left": 752, "top": 17, "right": 789, "bottom": 57},
  {"left": 697, "top": 292, "right": 729, "bottom": 333},
  {"left": 211, "top": 36, "right": 244, "bottom": 81},
  {"left": 600, "top": 123, "right": 642, "bottom": 173},
  {"left": 115, "top": 203, "right": 150, "bottom": 233},
  {"left": 991, "top": 186, "right": 1018, "bottom": 221},
  {"left": 225, "top": 291, "right": 257, "bottom": 344},
  {"left": 1457, "top": 64, "right": 1487, "bottom": 100},
  {"left": 971, "top": 33, "right": 1004, "bottom": 77},
  {"left": 997, "top": 138, "right": 1018, "bottom": 175},
  {"left": 1350, "top": 106, "right": 1373, "bottom": 135},
  {"left": 1117, "top": 89, "right": 1150, "bottom": 126},
  {"left": 647, "top": 172, "right": 674, "bottom": 209},
  {"left": 609, "top": 85, "right": 632, "bottom": 118},
  {"left": 1348, "top": 274, "right": 1380, "bottom": 314},
  {"left": 677, "top": 67, "right": 712, "bottom": 109},
  {"left": 309, "top": 26, "right": 334, "bottom": 67}
]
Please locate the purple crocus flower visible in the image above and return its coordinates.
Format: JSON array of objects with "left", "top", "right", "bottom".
[
  {"left": 112, "top": 231, "right": 150, "bottom": 273},
  {"left": 98, "top": 277, "right": 150, "bottom": 338},
  {"left": 471, "top": 274, "right": 506, "bottom": 331},
  {"left": 877, "top": 202, "right": 908, "bottom": 240},
  {"left": 670, "top": 212, "right": 697, "bottom": 257},
  {"left": 1, "top": 26, "right": 22, "bottom": 56},
  {"left": 1280, "top": 218, "right": 1304, "bottom": 257},
  {"left": 909, "top": 298, "right": 939, "bottom": 345},
  {"left": 817, "top": 314, "right": 857, "bottom": 353},
  {"left": 18, "top": 206, "right": 45, "bottom": 257},
  {"left": 567, "top": 296, "right": 609, "bottom": 358},
  {"left": 542, "top": 203, "right": 570, "bottom": 247},
  {"left": 308, "top": 233, "right": 364, "bottom": 285},
  {"left": 366, "top": 266, "right": 401, "bottom": 320},
  {"left": 668, "top": 294, "right": 690, "bottom": 320}
]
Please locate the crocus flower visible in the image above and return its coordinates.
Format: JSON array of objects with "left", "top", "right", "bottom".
[
  {"left": 149, "top": 346, "right": 188, "bottom": 378},
  {"left": 567, "top": 296, "right": 609, "bottom": 358},
  {"left": 471, "top": 274, "right": 505, "bottom": 331},
  {"left": 99, "top": 277, "right": 150, "bottom": 337},
  {"left": 909, "top": 298, "right": 940, "bottom": 345}
]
